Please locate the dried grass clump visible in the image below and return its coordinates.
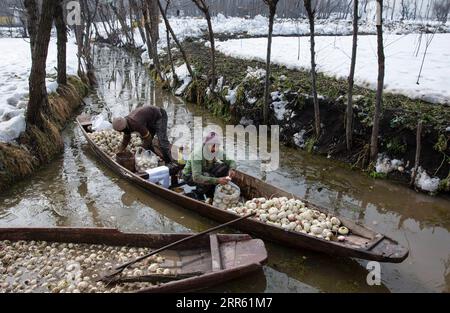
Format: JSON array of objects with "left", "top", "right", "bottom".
[
  {"left": 0, "top": 142, "right": 36, "bottom": 191},
  {"left": 24, "top": 119, "right": 64, "bottom": 163},
  {"left": 0, "top": 76, "right": 89, "bottom": 191}
]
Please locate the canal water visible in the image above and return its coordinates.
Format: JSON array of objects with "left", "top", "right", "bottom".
[{"left": 1, "top": 45, "right": 449, "bottom": 293}]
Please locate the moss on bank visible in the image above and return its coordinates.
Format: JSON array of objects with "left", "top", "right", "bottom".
[
  {"left": 156, "top": 40, "right": 449, "bottom": 193},
  {"left": 173, "top": 41, "right": 449, "bottom": 132},
  {"left": 0, "top": 76, "right": 89, "bottom": 192}
]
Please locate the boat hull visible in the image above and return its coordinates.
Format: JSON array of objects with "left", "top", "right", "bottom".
[
  {"left": 0, "top": 227, "right": 267, "bottom": 293},
  {"left": 76, "top": 115, "right": 409, "bottom": 263}
]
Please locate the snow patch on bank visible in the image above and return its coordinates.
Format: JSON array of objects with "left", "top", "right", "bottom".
[
  {"left": 171, "top": 64, "right": 192, "bottom": 96},
  {"left": 0, "top": 36, "right": 79, "bottom": 142},
  {"left": 271, "top": 91, "right": 288, "bottom": 121},
  {"left": 414, "top": 167, "right": 440, "bottom": 193},
  {"left": 216, "top": 34, "right": 450, "bottom": 105},
  {"left": 245, "top": 66, "right": 266, "bottom": 81},
  {"left": 293, "top": 129, "right": 306, "bottom": 148},
  {"left": 225, "top": 87, "right": 237, "bottom": 105},
  {"left": 375, "top": 155, "right": 404, "bottom": 174},
  {"left": 0, "top": 115, "right": 26, "bottom": 142}
]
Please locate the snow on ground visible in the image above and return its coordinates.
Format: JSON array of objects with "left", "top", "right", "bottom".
[
  {"left": 0, "top": 27, "right": 24, "bottom": 38},
  {"left": 171, "top": 63, "right": 192, "bottom": 96},
  {"left": 0, "top": 36, "right": 78, "bottom": 142},
  {"left": 216, "top": 34, "right": 450, "bottom": 105},
  {"left": 127, "top": 14, "right": 449, "bottom": 60},
  {"left": 157, "top": 15, "right": 449, "bottom": 42}
]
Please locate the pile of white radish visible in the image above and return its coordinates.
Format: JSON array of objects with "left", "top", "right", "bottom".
[
  {"left": 135, "top": 154, "right": 160, "bottom": 172},
  {"left": 225, "top": 197, "right": 349, "bottom": 241},
  {"left": 213, "top": 183, "right": 241, "bottom": 209},
  {"left": 0, "top": 240, "right": 172, "bottom": 293},
  {"left": 88, "top": 130, "right": 143, "bottom": 158}
]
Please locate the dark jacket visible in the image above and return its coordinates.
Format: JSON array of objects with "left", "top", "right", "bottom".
[
  {"left": 124, "top": 106, "right": 163, "bottom": 137},
  {"left": 119, "top": 106, "right": 172, "bottom": 162}
]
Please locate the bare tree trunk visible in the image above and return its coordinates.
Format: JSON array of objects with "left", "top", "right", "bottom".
[
  {"left": 414, "top": 0, "right": 418, "bottom": 19},
  {"left": 304, "top": 0, "right": 321, "bottom": 137},
  {"left": 130, "top": 0, "right": 147, "bottom": 49},
  {"left": 24, "top": 0, "right": 38, "bottom": 52},
  {"left": 157, "top": 0, "right": 194, "bottom": 78},
  {"left": 54, "top": 1, "right": 67, "bottom": 85},
  {"left": 370, "top": 0, "right": 385, "bottom": 163},
  {"left": 204, "top": 9, "right": 216, "bottom": 90},
  {"left": 192, "top": 0, "right": 216, "bottom": 90},
  {"left": 141, "top": 0, "right": 154, "bottom": 60},
  {"left": 391, "top": 0, "right": 397, "bottom": 20},
  {"left": 75, "top": 0, "right": 99, "bottom": 86},
  {"left": 98, "top": 5, "right": 115, "bottom": 40},
  {"left": 148, "top": 0, "right": 160, "bottom": 43},
  {"left": 263, "top": 0, "right": 278, "bottom": 125},
  {"left": 13, "top": 0, "right": 29, "bottom": 38},
  {"left": 110, "top": 2, "right": 134, "bottom": 45},
  {"left": 410, "top": 120, "right": 422, "bottom": 186},
  {"left": 74, "top": 24, "right": 83, "bottom": 74},
  {"left": 24, "top": 0, "right": 58, "bottom": 127},
  {"left": 143, "top": 0, "right": 163, "bottom": 80},
  {"left": 146, "top": 0, "right": 160, "bottom": 66},
  {"left": 164, "top": 0, "right": 176, "bottom": 80},
  {"left": 419, "top": 0, "right": 425, "bottom": 19},
  {"left": 128, "top": 0, "right": 135, "bottom": 43},
  {"left": 346, "top": 0, "right": 358, "bottom": 150}
]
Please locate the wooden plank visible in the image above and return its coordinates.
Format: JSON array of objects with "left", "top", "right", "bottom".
[
  {"left": 220, "top": 240, "right": 237, "bottom": 269},
  {"left": 209, "top": 234, "right": 222, "bottom": 271},
  {"left": 365, "top": 234, "right": 385, "bottom": 251}
]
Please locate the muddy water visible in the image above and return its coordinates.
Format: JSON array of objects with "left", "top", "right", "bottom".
[{"left": 1, "top": 46, "right": 449, "bottom": 293}]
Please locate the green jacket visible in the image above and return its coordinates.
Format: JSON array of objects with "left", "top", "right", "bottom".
[{"left": 182, "top": 147, "right": 236, "bottom": 185}]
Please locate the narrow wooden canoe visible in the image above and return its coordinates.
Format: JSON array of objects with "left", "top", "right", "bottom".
[
  {"left": 76, "top": 114, "right": 409, "bottom": 263},
  {"left": 0, "top": 227, "right": 267, "bottom": 293}
]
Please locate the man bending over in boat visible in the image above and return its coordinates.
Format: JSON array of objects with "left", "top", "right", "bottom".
[
  {"left": 112, "top": 106, "right": 173, "bottom": 163},
  {"left": 182, "top": 131, "right": 236, "bottom": 199}
]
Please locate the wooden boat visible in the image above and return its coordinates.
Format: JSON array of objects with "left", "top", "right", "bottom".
[
  {"left": 77, "top": 114, "right": 409, "bottom": 263},
  {"left": 0, "top": 227, "right": 267, "bottom": 293}
]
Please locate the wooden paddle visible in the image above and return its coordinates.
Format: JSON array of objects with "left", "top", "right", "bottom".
[
  {"left": 98, "top": 212, "right": 256, "bottom": 283},
  {"left": 106, "top": 271, "right": 204, "bottom": 285}
]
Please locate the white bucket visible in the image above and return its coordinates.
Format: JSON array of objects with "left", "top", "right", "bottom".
[{"left": 146, "top": 166, "right": 170, "bottom": 188}]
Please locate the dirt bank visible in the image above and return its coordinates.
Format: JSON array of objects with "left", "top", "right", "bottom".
[
  {"left": 157, "top": 40, "right": 450, "bottom": 195},
  {"left": 0, "top": 76, "right": 89, "bottom": 192}
]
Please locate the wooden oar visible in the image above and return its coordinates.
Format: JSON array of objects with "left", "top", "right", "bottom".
[
  {"left": 98, "top": 212, "right": 256, "bottom": 282},
  {"left": 107, "top": 271, "right": 204, "bottom": 285}
]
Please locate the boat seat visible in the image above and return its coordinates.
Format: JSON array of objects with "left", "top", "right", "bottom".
[{"left": 209, "top": 234, "right": 222, "bottom": 271}]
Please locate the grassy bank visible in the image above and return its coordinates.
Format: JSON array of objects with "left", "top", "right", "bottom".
[
  {"left": 156, "top": 39, "right": 449, "bottom": 194},
  {"left": 0, "top": 76, "right": 89, "bottom": 192}
]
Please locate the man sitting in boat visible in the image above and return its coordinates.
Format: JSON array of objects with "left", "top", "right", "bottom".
[
  {"left": 182, "top": 131, "right": 236, "bottom": 199},
  {"left": 112, "top": 106, "right": 173, "bottom": 163}
]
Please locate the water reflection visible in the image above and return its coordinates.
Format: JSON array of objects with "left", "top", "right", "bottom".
[{"left": 0, "top": 45, "right": 449, "bottom": 292}]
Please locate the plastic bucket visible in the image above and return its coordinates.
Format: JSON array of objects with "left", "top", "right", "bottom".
[{"left": 116, "top": 151, "right": 136, "bottom": 172}]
